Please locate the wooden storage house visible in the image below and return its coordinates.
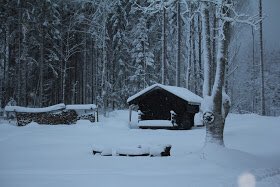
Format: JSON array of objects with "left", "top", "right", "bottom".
[{"left": 127, "top": 84, "right": 202, "bottom": 130}]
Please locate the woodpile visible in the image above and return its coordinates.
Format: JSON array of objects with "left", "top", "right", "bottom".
[
  {"left": 16, "top": 110, "right": 78, "bottom": 126},
  {"left": 77, "top": 114, "right": 95, "bottom": 123},
  {"left": 4, "top": 104, "right": 98, "bottom": 126}
]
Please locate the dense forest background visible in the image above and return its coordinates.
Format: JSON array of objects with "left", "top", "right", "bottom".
[{"left": 0, "top": 0, "right": 279, "bottom": 116}]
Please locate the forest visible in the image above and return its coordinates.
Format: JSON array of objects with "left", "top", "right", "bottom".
[{"left": 0, "top": 0, "right": 279, "bottom": 116}]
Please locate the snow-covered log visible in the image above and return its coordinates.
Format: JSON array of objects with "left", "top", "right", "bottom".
[
  {"left": 116, "top": 146, "right": 150, "bottom": 157},
  {"left": 92, "top": 145, "right": 172, "bottom": 157},
  {"left": 92, "top": 146, "right": 112, "bottom": 156},
  {"left": 116, "top": 145, "right": 171, "bottom": 157}
]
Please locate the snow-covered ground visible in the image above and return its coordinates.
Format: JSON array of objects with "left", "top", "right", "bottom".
[{"left": 0, "top": 111, "right": 279, "bottom": 187}]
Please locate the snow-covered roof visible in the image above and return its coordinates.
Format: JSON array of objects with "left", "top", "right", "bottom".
[
  {"left": 66, "top": 104, "right": 97, "bottom": 110},
  {"left": 4, "top": 104, "right": 98, "bottom": 113},
  {"left": 4, "top": 103, "right": 66, "bottom": 113},
  {"left": 127, "top": 84, "right": 202, "bottom": 105}
]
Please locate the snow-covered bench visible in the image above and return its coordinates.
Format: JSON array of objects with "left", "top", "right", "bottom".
[
  {"left": 137, "top": 110, "right": 178, "bottom": 129},
  {"left": 4, "top": 104, "right": 98, "bottom": 126},
  {"left": 138, "top": 120, "right": 174, "bottom": 129}
]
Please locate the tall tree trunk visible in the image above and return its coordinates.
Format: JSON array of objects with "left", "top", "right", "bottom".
[
  {"left": 192, "top": 16, "right": 197, "bottom": 93},
  {"left": 198, "top": 15, "right": 203, "bottom": 95},
  {"left": 112, "top": 50, "right": 115, "bottom": 110},
  {"left": 3, "top": 24, "right": 10, "bottom": 107},
  {"left": 16, "top": 0, "right": 22, "bottom": 106},
  {"left": 101, "top": 16, "right": 107, "bottom": 116},
  {"left": 259, "top": 0, "right": 265, "bottom": 115},
  {"left": 186, "top": 6, "right": 192, "bottom": 90},
  {"left": 39, "top": 1, "right": 46, "bottom": 107},
  {"left": 39, "top": 40, "right": 44, "bottom": 107},
  {"left": 91, "top": 39, "right": 95, "bottom": 104},
  {"left": 22, "top": 25, "right": 28, "bottom": 107},
  {"left": 161, "top": 6, "right": 167, "bottom": 85},
  {"left": 211, "top": 11, "right": 217, "bottom": 90},
  {"left": 204, "top": 1, "right": 231, "bottom": 147},
  {"left": 176, "top": 0, "right": 181, "bottom": 87},
  {"left": 205, "top": 58, "right": 226, "bottom": 146},
  {"left": 201, "top": 2, "right": 212, "bottom": 97},
  {"left": 83, "top": 34, "right": 87, "bottom": 104},
  {"left": 251, "top": 27, "right": 256, "bottom": 112},
  {"left": 62, "top": 60, "right": 66, "bottom": 103},
  {"left": 59, "top": 1, "right": 64, "bottom": 104}
]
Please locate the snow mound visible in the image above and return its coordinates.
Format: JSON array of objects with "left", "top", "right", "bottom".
[
  {"left": 200, "top": 144, "right": 275, "bottom": 170},
  {"left": 65, "top": 104, "right": 97, "bottom": 110}
]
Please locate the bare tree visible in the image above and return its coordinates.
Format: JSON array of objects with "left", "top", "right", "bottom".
[{"left": 200, "top": 0, "right": 259, "bottom": 146}]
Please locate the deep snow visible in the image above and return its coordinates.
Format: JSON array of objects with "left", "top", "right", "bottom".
[{"left": 0, "top": 111, "right": 279, "bottom": 187}]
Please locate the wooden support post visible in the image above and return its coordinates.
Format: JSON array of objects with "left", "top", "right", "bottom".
[
  {"left": 138, "top": 110, "right": 143, "bottom": 123},
  {"left": 129, "top": 105, "right": 132, "bottom": 124},
  {"left": 170, "top": 110, "right": 177, "bottom": 126},
  {"left": 96, "top": 108, "right": 99, "bottom": 122}
]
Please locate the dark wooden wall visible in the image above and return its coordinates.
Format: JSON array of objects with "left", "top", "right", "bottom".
[{"left": 132, "top": 89, "right": 199, "bottom": 129}]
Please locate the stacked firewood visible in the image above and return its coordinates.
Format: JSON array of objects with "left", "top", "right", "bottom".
[
  {"left": 77, "top": 114, "right": 95, "bottom": 123},
  {"left": 16, "top": 110, "right": 78, "bottom": 126}
]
